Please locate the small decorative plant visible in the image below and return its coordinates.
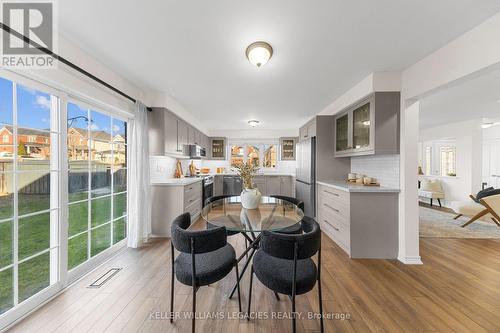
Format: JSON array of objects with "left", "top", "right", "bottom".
[{"left": 233, "top": 161, "right": 259, "bottom": 189}]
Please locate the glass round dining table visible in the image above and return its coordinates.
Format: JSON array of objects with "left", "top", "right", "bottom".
[
  {"left": 201, "top": 195, "right": 304, "bottom": 300},
  {"left": 201, "top": 195, "right": 304, "bottom": 233}
]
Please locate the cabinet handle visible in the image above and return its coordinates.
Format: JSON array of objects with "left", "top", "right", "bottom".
[
  {"left": 323, "top": 219, "right": 339, "bottom": 231},
  {"left": 324, "top": 190, "right": 340, "bottom": 197},
  {"left": 324, "top": 203, "right": 340, "bottom": 213}
]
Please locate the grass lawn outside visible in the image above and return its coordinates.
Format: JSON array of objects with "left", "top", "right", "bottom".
[{"left": 0, "top": 191, "right": 127, "bottom": 315}]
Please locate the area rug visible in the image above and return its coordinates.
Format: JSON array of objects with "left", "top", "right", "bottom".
[{"left": 419, "top": 206, "right": 500, "bottom": 238}]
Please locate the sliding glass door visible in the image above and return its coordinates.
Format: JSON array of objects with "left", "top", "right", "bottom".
[
  {"left": 0, "top": 76, "right": 60, "bottom": 315},
  {"left": 67, "top": 101, "right": 127, "bottom": 271},
  {"left": 0, "top": 72, "right": 128, "bottom": 325}
]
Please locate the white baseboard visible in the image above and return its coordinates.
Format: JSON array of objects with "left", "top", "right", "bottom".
[{"left": 398, "top": 256, "right": 423, "bottom": 265}]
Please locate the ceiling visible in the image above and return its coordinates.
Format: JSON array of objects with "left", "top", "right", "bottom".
[
  {"left": 420, "top": 67, "right": 500, "bottom": 129},
  {"left": 59, "top": 1, "right": 500, "bottom": 131}
]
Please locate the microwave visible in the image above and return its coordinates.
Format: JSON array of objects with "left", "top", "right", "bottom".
[{"left": 189, "top": 144, "right": 206, "bottom": 159}]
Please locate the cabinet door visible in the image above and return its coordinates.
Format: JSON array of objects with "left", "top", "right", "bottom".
[
  {"left": 164, "top": 112, "right": 178, "bottom": 154},
  {"left": 280, "top": 137, "right": 296, "bottom": 160},
  {"left": 254, "top": 176, "right": 267, "bottom": 196},
  {"left": 214, "top": 175, "right": 223, "bottom": 196},
  {"left": 280, "top": 177, "right": 291, "bottom": 196},
  {"left": 177, "top": 121, "right": 188, "bottom": 152},
  {"left": 187, "top": 126, "right": 195, "bottom": 145},
  {"left": 211, "top": 138, "right": 226, "bottom": 160},
  {"left": 352, "top": 102, "right": 371, "bottom": 150},
  {"left": 299, "top": 126, "right": 308, "bottom": 141},
  {"left": 266, "top": 176, "right": 281, "bottom": 196},
  {"left": 335, "top": 113, "right": 349, "bottom": 153}
]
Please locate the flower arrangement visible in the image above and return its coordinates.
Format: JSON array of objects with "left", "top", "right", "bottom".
[{"left": 233, "top": 161, "right": 259, "bottom": 189}]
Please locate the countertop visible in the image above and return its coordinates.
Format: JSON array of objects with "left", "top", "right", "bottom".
[
  {"left": 213, "top": 173, "right": 295, "bottom": 177},
  {"left": 317, "top": 180, "right": 400, "bottom": 193},
  {"left": 151, "top": 178, "right": 203, "bottom": 186}
]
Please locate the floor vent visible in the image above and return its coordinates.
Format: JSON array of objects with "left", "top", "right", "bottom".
[{"left": 88, "top": 268, "right": 122, "bottom": 288}]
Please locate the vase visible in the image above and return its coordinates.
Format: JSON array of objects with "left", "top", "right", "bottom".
[{"left": 240, "top": 188, "right": 262, "bottom": 209}]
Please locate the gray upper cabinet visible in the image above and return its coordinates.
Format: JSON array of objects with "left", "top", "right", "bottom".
[
  {"left": 280, "top": 137, "right": 297, "bottom": 160},
  {"left": 177, "top": 121, "right": 189, "bottom": 153},
  {"left": 164, "top": 111, "right": 178, "bottom": 154},
  {"left": 211, "top": 138, "right": 226, "bottom": 160},
  {"left": 299, "top": 118, "right": 316, "bottom": 142},
  {"left": 334, "top": 92, "right": 400, "bottom": 157}
]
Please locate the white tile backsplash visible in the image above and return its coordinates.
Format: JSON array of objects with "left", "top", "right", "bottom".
[
  {"left": 150, "top": 156, "right": 296, "bottom": 182},
  {"left": 350, "top": 154, "right": 400, "bottom": 188}
]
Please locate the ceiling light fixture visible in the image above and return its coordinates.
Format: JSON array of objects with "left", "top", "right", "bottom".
[
  {"left": 246, "top": 41, "right": 273, "bottom": 67},
  {"left": 481, "top": 122, "right": 493, "bottom": 129},
  {"left": 248, "top": 120, "right": 260, "bottom": 127}
]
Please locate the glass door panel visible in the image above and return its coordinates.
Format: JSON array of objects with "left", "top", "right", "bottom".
[
  {"left": 352, "top": 103, "right": 371, "bottom": 149},
  {"left": 0, "top": 77, "right": 59, "bottom": 315},
  {"left": 335, "top": 114, "right": 349, "bottom": 152}
]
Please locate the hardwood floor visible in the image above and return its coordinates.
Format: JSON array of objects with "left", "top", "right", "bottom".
[{"left": 7, "top": 222, "right": 500, "bottom": 333}]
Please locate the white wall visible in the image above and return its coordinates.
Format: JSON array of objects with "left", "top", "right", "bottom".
[
  {"left": 319, "top": 72, "right": 401, "bottom": 115},
  {"left": 419, "top": 119, "right": 483, "bottom": 207},
  {"left": 12, "top": 35, "right": 146, "bottom": 117}
]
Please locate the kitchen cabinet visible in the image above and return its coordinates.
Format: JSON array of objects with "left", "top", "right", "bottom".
[
  {"left": 164, "top": 111, "right": 178, "bottom": 154},
  {"left": 151, "top": 180, "right": 203, "bottom": 236},
  {"left": 317, "top": 182, "right": 398, "bottom": 258},
  {"left": 214, "top": 175, "right": 223, "bottom": 196},
  {"left": 280, "top": 137, "right": 297, "bottom": 160},
  {"left": 264, "top": 176, "right": 292, "bottom": 196},
  {"left": 266, "top": 176, "right": 281, "bottom": 196},
  {"left": 177, "top": 120, "right": 189, "bottom": 153},
  {"left": 334, "top": 92, "right": 400, "bottom": 157},
  {"left": 299, "top": 118, "right": 316, "bottom": 142},
  {"left": 211, "top": 138, "right": 226, "bottom": 160},
  {"left": 280, "top": 176, "right": 292, "bottom": 196},
  {"left": 254, "top": 176, "right": 267, "bottom": 195}
]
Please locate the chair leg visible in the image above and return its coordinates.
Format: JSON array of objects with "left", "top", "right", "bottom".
[
  {"left": 235, "top": 263, "right": 242, "bottom": 312},
  {"left": 273, "top": 291, "right": 280, "bottom": 301},
  {"left": 192, "top": 285, "right": 196, "bottom": 333},
  {"left": 437, "top": 198, "right": 442, "bottom": 207},
  {"left": 453, "top": 214, "right": 463, "bottom": 220},
  {"left": 461, "top": 209, "right": 488, "bottom": 228},
  {"left": 247, "top": 265, "right": 253, "bottom": 321},
  {"left": 492, "top": 217, "right": 500, "bottom": 227},
  {"left": 170, "top": 244, "right": 175, "bottom": 323},
  {"left": 292, "top": 294, "right": 296, "bottom": 333},
  {"left": 430, "top": 198, "right": 433, "bottom": 207}
]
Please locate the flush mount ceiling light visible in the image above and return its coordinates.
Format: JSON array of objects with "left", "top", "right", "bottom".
[
  {"left": 248, "top": 120, "right": 260, "bottom": 127},
  {"left": 245, "top": 41, "right": 273, "bottom": 67}
]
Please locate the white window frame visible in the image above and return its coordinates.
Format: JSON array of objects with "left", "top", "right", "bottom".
[
  {"left": 420, "top": 139, "right": 457, "bottom": 178},
  {"left": 2, "top": 135, "right": 8, "bottom": 143},
  {"left": 228, "top": 139, "right": 279, "bottom": 170}
]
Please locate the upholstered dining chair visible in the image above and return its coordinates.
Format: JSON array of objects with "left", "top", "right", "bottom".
[
  {"left": 269, "top": 195, "right": 304, "bottom": 234},
  {"left": 170, "top": 212, "right": 241, "bottom": 333},
  {"left": 247, "top": 216, "right": 324, "bottom": 333}
]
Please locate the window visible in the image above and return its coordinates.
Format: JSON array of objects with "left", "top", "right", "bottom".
[
  {"left": 2, "top": 135, "right": 8, "bottom": 143},
  {"left": 420, "top": 139, "right": 457, "bottom": 177},
  {"left": 440, "top": 146, "right": 456, "bottom": 176},
  {"left": 247, "top": 145, "right": 260, "bottom": 167},
  {"left": 67, "top": 102, "right": 127, "bottom": 271},
  {"left": 229, "top": 143, "right": 278, "bottom": 169},
  {"left": 0, "top": 79, "right": 59, "bottom": 315},
  {"left": 263, "top": 144, "right": 277, "bottom": 168},
  {"left": 230, "top": 145, "right": 244, "bottom": 167},
  {"left": 424, "top": 146, "right": 432, "bottom": 175}
]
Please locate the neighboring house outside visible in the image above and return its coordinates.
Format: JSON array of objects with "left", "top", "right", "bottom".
[{"left": 0, "top": 125, "right": 125, "bottom": 165}]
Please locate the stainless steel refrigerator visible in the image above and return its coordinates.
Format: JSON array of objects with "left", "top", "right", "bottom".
[{"left": 295, "top": 137, "right": 316, "bottom": 217}]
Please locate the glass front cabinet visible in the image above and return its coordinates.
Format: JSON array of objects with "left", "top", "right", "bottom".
[
  {"left": 334, "top": 94, "right": 375, "bottom": 157},
  {"left": 280, "top": 137, "right": 297, "bottom": 160}
]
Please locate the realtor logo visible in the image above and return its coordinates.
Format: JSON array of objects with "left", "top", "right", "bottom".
[{"left": 1, "top": 0, "right": 57, "bottom": 68}]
